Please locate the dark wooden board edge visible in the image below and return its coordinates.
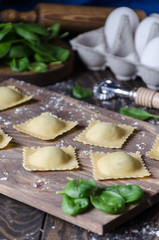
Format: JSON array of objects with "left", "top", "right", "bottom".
[{"left": 1, "top": 185, "right": 159, "bottom": 235}]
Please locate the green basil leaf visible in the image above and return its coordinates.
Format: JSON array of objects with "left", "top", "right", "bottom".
[
  {"left": 50, "top": 61, "right": 61, "bottom": 65},
  {"left": 24, "top": 23, "right": 48, "bottom": 35},
  {"left": 28, "top": 62, "right": 47, "bottom": 73},
  {"left": 64, "top": 178, "right": 98, "bottom": 198},
  {"left": 103, "top": 185, "right": 143, "bottom": 203},
  {"left": 59, "top": 32, "right": 69, "bottom": 39},
  {"left": 47, "top": 44, "right": 70, "bottom": 62},
  {"left": 0, "top": 42, "right": 11, "bottom": 58},
  {"left": 0, "top": 23, "right": 10, "bottom": 28},
  {"left": 90, "top": 190, "right": 125, "bottom": 214},
  {"left": 0, "top": 23, "right": 13, "bottom": 41},
  {"left": 9, "top": 57, "right": 29, "bottom": 72},
  {"left": 47, "top": 23, "right": 61, "bottom": 39},
  {"left": 34, "top": 52, "right": 56, "bottom": 63},
  {"left": 62, "top": 194, "right": 90, "bottom": 216},
  {"left": 2, "top": 31, "right": 19, "bottom": 42},
  {"left": 120, "top": 107, "right": 159, "bottom": 120},
  {"left": 14, "top": 24, "right": 40, "bottom": 43},
  {"left": 9, "top": 44, "right": 33, "bottom": 58},
  {"left": 27, "top": 42, "right": 55, "bottom": 60},
  {"left": 72, "top": 82, "right": 93, "bottom": 100}
]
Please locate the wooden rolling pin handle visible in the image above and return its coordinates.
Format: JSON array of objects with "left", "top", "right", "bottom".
[
  {"left": 0, "top": 3, "right": 147, "bottom": 33},
  {"left": 135, "top": 87, "right": 159, "bottom": 109},
  {"left": 0, "top": 9, "right": 37, "bottom": 23}
]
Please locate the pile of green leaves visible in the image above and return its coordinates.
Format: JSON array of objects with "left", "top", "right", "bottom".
[
  {"left": 56, "top": 177, "right": 143, "bottom": 216},
  {"left": 0, "top": 22, "right": 70, "bottom": 73}
]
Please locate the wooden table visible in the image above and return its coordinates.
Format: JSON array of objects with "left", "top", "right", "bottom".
[{"left": 0, "top": 58, "right": 159, "bottom": 240}]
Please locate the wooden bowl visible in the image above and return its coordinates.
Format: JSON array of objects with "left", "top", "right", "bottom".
[{"left": 0, "top": 41, "right": 74, "bottom": 86}]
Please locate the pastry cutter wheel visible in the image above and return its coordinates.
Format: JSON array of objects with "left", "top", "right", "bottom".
[{"left": 93, "top": 78, "right": 159, "bottom": 109}]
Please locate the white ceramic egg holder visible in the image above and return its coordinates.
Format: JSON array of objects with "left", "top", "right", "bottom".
[{"left": 70, "top": 15, "right": 159, "bottom": 90}]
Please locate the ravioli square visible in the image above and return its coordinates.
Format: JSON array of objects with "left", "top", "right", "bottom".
[
  {"left": 90, "top": 151, "right": 150, "bottom": 180},
  {"left": 0, "top": 85, "right": 32, "bottom": 110},
  {"left": 0, "top": 128, "right": 12, "bottom": 149},
  {"left": 74, "top": 118, "right": 136, "bottom": 148},
  {"left": 14, "top": 112, "right": 78, "bottom": 140},
  {"left": 23, "top": 145, "right": 78, "bottom": 171},
  {"left": 146, "top": 135, "right": 159, "bottom": 161}
]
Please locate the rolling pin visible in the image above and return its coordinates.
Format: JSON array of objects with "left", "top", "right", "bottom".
[{"left": 0, "top": 3, "right": 146, "bottom": 33}]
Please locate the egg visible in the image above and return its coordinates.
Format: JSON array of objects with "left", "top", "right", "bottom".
[
  {"left": 104, "top": 7, "right": 139, "bottom": 49},
  {"left": 140, "top": 37, "right": 159, "bottom": 69},
  {"left": 135, "top": 16, "right": 159, "bottom": 58}
]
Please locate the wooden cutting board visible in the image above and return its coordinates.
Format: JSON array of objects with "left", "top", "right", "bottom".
[{"left": 0, "top": 79, "right": 159, "bottom": 235}]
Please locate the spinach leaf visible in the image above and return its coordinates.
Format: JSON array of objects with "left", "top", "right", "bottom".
[
  {"left": 24, "top": 23, "right": 48, "bottom": 36},
  {"left": 57, "top": 178, "right": 98, "bottom": 198},
  {"left": 45, "top": 43, "right": 70, "bottom": 62},
  {"left": 28, "top": 62, "right": 47, "bottom": 73},
  {"left": 90, "top": 190, "right": 125, "bottom": 214},
  {"left": 103, "top": 185, "right": 143, "bottom": 203},
  {"left": 0, "top": 42, "right": 11, "bottom": 58},
  {"left": 65, "top": 178, "right": 97, "bottom": 198},
  {"left": 9, "top": 57, "right": 29, "bottom": 72},
  {"left": 50, "top": 61, "right": 61, "bottom": 65},
  {"left": 72, "top": 82, "right": 93, "bottom": 100},
  {"left": 59, "top": 31, "right": 69, "bottom": 39},
  {"left": 62, "top": 194, "right": 90, "bottom": 216},
  {"left": 28, "top": 42, "right": 55, "bottom": 61},
  {"left": 47, "top": 23, "right": 61, "bottom": 39},
  {"left": 34, "top": 52, "right": 56, "bottom": 63},
  {"left": 120, "top": 107, "right": 159, "bottom": 120},
  {"left": 14, "top": 24, "right": 40, "bottom": 43},
  {"left": 51, "top": 45, "right": 70, "bottom": 62},
  {"left": 2, "top": 31, "right": 18, "bottom": 42},
  {"left": 9, "top": 44, "right": 33, "bottom": 58},
  {"left": 0, "top": 23, "right": 13, "bottom": 41}
]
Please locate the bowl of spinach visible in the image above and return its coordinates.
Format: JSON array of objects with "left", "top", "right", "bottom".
[{"left": 0, "top": 22, "right": 73, "bottom": 85}]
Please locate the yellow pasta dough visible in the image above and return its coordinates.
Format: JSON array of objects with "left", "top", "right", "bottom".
[
  {"left": 90, "top": 151, "right": 150, "bottom": 180},
  {"left": 0, "top": 85, "right": 32, "bottom": 110},
  {"left": 0, "top": 128, "right": 12, "bottom": 149},
  {"left": 23, "top": 145, "right": 78, "bottom": 171},
  {"left": 74, "top": 118, "right": 136, "bottom": 148},
  {"left": 13, "top": 112, "right": 78, "bottom": 140},
  {"left": 146, "top": 134, "right": 159, "bottom": 161}
]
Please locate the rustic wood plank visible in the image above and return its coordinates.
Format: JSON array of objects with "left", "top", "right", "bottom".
[
  {"left": 0, "top": 194, "right": 45, "bottom": 240},
  {"left": 0, "top": 78, "right": 159, "bottom": 235},
  {"left": 41, "top": 201, "right": 159, "bottom": 240}
]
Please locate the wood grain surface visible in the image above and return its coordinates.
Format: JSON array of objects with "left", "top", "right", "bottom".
[
  {"left": 41, "top": 201, "right": 159, "bottom": 240},
  {"left": 0, "top": 194, "right": 45, "bottom": 240},
  {"left": 0, "top": 4, "right": 147, "bottom": 33},
  {"left": 0, "top": 78, "right": 159, "bottom": 235}
]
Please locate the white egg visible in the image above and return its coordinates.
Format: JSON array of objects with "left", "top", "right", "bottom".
[
  {"left": 104, "top": 7, "right": 139, "bottom": 49},
  {"left": 135, "top": 16, "right": 159, "bottom": 58},
  {"left": 140, "top": 37, "right": 159, "bottom": 69}
]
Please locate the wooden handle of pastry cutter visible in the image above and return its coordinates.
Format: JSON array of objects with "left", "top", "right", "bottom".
[
  {"left": 0, "top": 3, "right": 147, "bottom": 33},
  {"left": 135, "top": 87, "right": 159, "bottom": 109}
]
